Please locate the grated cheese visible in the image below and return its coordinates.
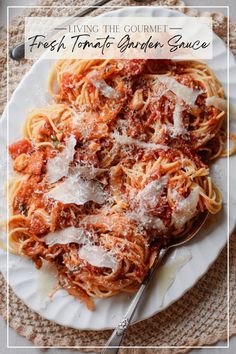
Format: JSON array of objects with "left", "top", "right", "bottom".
[
  {"left": 137, "top": 176, "right": 168, "bottom": 209},
  {"left": 169, "top": 103, "right": 187, "bottom": 137},
  {"left": 72, "top": 111, "right": 94, "bottom": 137},
  {"left": 127, "top": 209, "right": 167, "bottom": 232},
  {"left": 172, "top": 186, "right": 199, "bottom": 229},
  {"left": 205, "top": 96, "right": 226, "bottom": 112},
  {"left": 78, "top": 244, "right": 117, "bottom": 270},
  {"left": 111, "top": 132, "right": 168, "bottom": 151},
  {"left": 72, "top": 110, "right": 108, "bottom": 140},
  {"left": 45, "top": 175, "right": 106, "bottom": 205},
  {"left": 156, "top": 75, "right": 202, "bottom": 106},
  {"left": 47, "top": 135, "right": 76, "bottom": 184},
  {"left": 73, "top": 164, "right": 106, "bottom": 180}
]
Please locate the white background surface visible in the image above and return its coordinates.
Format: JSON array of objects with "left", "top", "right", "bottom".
[{"left": 0, "top": 0, "right": 236, "bottom": 353}]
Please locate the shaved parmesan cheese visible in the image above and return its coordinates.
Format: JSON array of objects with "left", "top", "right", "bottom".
[
  {"left": 151, "top": 83, "right": 168, "bottom": 99},
  {"left": 144, "top": 215, "right": 167, "bottom": 231},
  {"left": 87, "top": 71, "right": 119, "bottom": 99},
  {"left": 91, "top": 78, "right": 119, "bottom": 99},
  {"left": 46, "top": 175, "right": 106, "bottom": 205},
  {"left": 74, "top": 164, "right": 106, "bottom": 180},
  {"left": 111, "top": 132, "right": 168, "bottom": 151},
  {"left": 205, "top": 96, "right": 226, "bottom": 112},
  {"left": 137, "top": 176, "right": 168, "bottom": 209},
  {"left": 172, "top": 187, "right": 199, "bottom": 229},
  {"left": 47, "top": 135, "right": 76, "bottom": 184},
  {"left": 128, "top": 209, "right": 167, "bottom": 232},
  {"left": 37, "top": 259, "right": 57, "bottom": 306},
  {"left": 44, "top": 226, "right": 88, "bottom": 246},
  {"left": 33, "top": 209, "right": 51, "bottom": 224},
  {"left": 156, "top": 75, "right": 201, "bottom": 106},
  {"left": 78, "top": 245, "right": 117, "bottom": 270},
  {"left": 128, "top": 176, "right": 168, "bottom": 232},
  {"left": 169, "top": 103, "right": 186, "bottom": 137}
]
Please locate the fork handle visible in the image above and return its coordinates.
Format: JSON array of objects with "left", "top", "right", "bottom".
[
  {"left": 102, "top": 247, "right": 169, "bottom": 354},
  {"left": 9, "top": 0, "right": 112, "bottom": 61}
]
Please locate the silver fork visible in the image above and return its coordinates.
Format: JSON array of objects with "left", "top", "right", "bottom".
[
  {"left": 102, "top": 211, "right": 209, "bottom": 354},
  {"left": 9, "top": 0, "right": 145, "bottom": 61},
  {"left": 9, "top": 0, "right": 113, "bottom": 61}
]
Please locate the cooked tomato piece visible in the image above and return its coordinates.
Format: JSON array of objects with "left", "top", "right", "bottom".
[
  {"left": 13, "top": 154, "right": 30, "bottom": 172},
  {"left": 51, "top": 204, "right": 75, "bottom": 231},
  {"left": 13, "top": 151, "right": 45, "bottom": 175},
  {"left": 29, "top": 213, "right": 49, "bottom": 235},
  {"left": 39, "top": 120, "right": 53, "bottom": 137},
  {"left": 122, "top": 59, "right": 146, "bottom": 77},
  {"left": 24, "top": 151, "right": 45, "bottom": 175},
  {"left": 9, "top": 138, "right": 33, "bottom": 159}
]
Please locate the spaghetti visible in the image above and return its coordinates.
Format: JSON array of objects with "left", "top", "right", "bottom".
[{"left": 8, "top": 59, "right": 227, "bottom": 309}]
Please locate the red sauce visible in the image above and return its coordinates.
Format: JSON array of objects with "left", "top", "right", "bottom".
[
  {"left": 9, "top": 138, "right": 33, "bottom": 159},
  {"left": 39, "top": 119, "right": 54, "bottom": 137},
  {"left": 23, "top": 151, "right": 45, "bottom": 175},
  {"left": 122, "top": 59, "right": 146, "bottom": 77},
  {"left": 29, "top": 213, "right": 49, "bottom": 235}
]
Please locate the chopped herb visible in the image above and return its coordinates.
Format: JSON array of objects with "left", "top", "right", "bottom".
[
  {"left": 51, "top": 135, "right": 59, "bottom": 147},
  {"left": 104, "top": 66, "right": 110, "bottom": 74},
  {"left": 53, "top": 140, "right": 60, "bottom": 147},
  {"left": 18, "top": 204, "right": 27, "bottom": 215}
]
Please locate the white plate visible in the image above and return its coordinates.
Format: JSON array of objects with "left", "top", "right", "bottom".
[{"left": 0, "top": 7, "right": 236, "bottom": 331}]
